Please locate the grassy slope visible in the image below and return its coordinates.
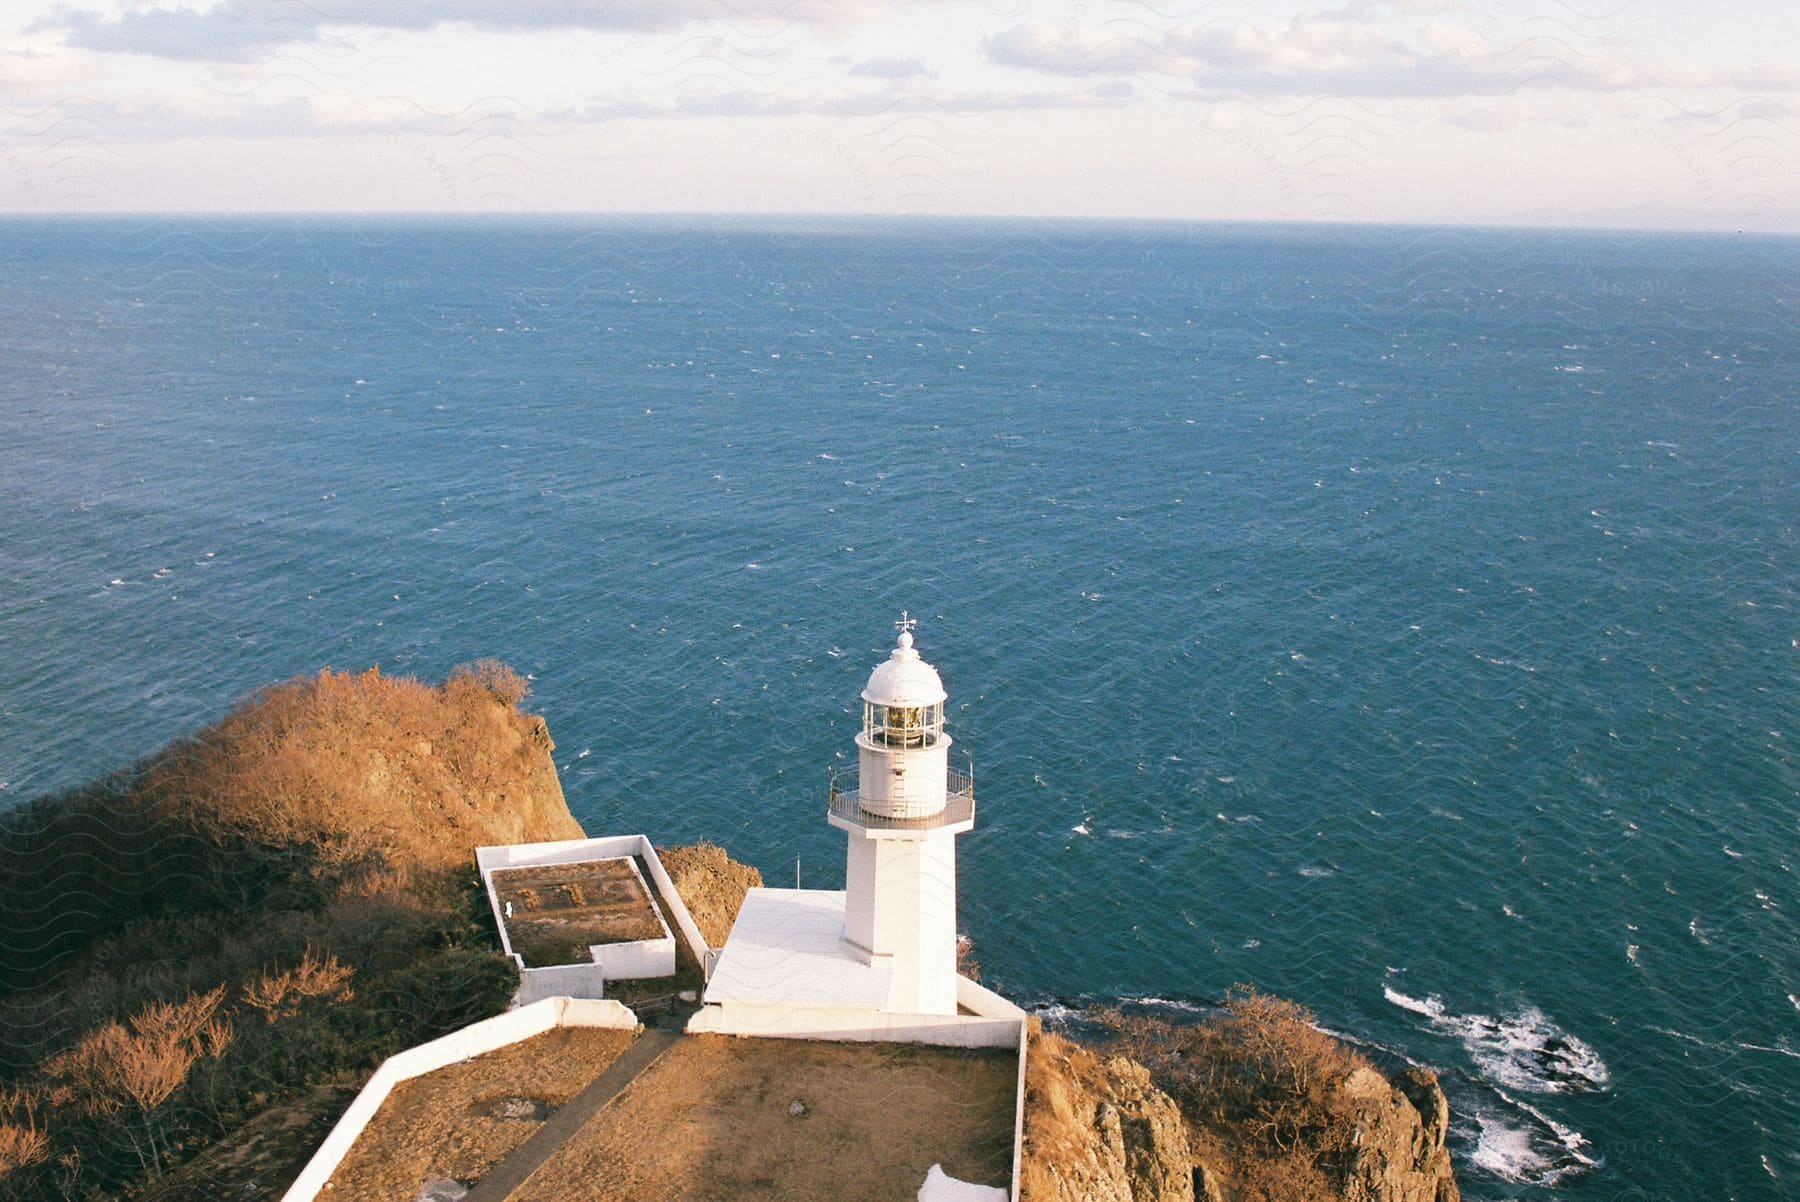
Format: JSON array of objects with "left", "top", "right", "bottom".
[{"left": 0, "top": 663, "right": 579, "bottom": 1202}]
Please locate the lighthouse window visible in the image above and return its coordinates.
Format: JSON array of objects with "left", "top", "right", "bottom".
[
  {"left": 888, "top": 706, "right": 925, "bottom": 746},
  {"left": 865, "top": 701, "right": 942, "bottom": 747}
]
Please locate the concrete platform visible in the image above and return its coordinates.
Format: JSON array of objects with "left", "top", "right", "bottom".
[{"left": 702, "top": 888, "right": 893, "bottom": 1009}]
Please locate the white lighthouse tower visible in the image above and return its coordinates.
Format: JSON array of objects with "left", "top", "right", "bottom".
[
  {"left": 828, "top": 614, "right": 974, "bottom": 1016},
  {"left": 692, "top": 615, "right": 1013, "bottom": 1041}
]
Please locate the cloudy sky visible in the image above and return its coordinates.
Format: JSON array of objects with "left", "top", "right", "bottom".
[{"left": 2, "top": 0, "right": 1795, "bottom": 229}]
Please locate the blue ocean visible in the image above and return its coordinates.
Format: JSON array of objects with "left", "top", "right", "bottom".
[{"left": 1, "top": 216, "right": 1794, "bottom": 1200}]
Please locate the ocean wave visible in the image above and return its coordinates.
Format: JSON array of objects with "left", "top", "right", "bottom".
[
  {"left": 1464, "top": 1091, "right": 1599, "bottom": 1186},
  {"left": 1383, "top": 985, "right": 1609, "bottom": 1095}
]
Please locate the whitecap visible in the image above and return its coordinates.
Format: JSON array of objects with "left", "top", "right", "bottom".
[
  {"left": 1298, "top": 866, "right": 1334, "bottom": 878},
  {"left": 1470, "top": 1109, "right": 1552, "bottom": 1181},
  {"left": 1122, "top": 995, "right": 1206, "bottom": 1013},
  {"left": 1383, "top": 985, "right": 1447, "bottom": 1019},
  {"left": 1385, "top": 985, "right": 1608, "bottom": 1094},
  {"left": 1071, "top": 822, "right": 1091, "bottom": 836},
  {"left": 1465, "top": 1089, "right": 1598, "bottom": 1185}
]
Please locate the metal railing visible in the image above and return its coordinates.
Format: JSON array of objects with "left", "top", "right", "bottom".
[{"left": 827, "top": 765, "right": 976, "bottom": 830}]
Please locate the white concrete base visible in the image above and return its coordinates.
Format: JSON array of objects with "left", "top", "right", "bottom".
[
  {"left": 280, "top": 997, "right": 638, "bottom": 1202},
  {"left": 686, "top": 997, "right": 1024, "bottom": 1048},
  {"left": 688, "top": 969, "right": 1025, "bottom": 1050}
]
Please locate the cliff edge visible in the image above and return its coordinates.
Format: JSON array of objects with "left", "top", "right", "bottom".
[{"left": 1022, "top": 991, "right": 1460, "bottom": 1202}]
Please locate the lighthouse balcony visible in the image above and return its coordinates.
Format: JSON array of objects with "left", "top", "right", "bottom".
[{"left": 827, "top": 766, "right": 976, "bottom": 835}]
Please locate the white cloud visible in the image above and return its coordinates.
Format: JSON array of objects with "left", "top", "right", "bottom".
[
  {"left": 848, "top": 56, "right": 932, "bottom": 80},
  {"left": 36, "top": 0, "right": 929, "bottom": 62},
  {"left": 984, "top": 6, "right": 1800, "bottom": 99}
]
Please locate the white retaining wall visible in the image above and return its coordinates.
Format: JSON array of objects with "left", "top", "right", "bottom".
[
  {"left": 633, "top": 837, "right": 712, "bottom": 965},
  {"left": 686, "top": 975, "right": 1027, "bottom": 1050},
  {"left": 280, "top": 996, "right": 638, "bottom": 1202},
  {"left": 476, "top": 835, "right": 708, "bottom": 1001},
  {"left": 1011, "top": 1019, "right": 1030, "bottom": 1202},
  {"left": 512, "top": 960, "right": 610, "bottom": 1006},
  {"left": 956, "top": 974, "right": 1028, "bottom": 1021}
]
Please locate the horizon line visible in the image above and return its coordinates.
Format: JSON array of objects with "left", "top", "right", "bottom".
[{"left": 2, "top": 210, "right": 1794, "bottom": 239}]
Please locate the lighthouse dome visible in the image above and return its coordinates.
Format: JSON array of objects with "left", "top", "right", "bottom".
[{"left": 862, "top": 628, "right": 947, "bottom": 706}]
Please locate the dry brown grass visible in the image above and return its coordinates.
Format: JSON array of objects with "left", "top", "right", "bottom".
[
  {"left": 326, "top": 1027, "right": 637, "bottom": 1200},
  {"left": 1018, "top": 1027, "right": 1109, "bottom": 1200},
  {"left": 655, "top": 843, "right": 762, "bottom": 947},
  {"left": 510, "top": 1036, "right": 1017, "bottom": 1202},
  {"left": 140, "top": 661, "right": 579, "bottom": 871}
]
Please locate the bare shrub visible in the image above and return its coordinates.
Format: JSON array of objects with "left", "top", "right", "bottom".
[
  {"left": 42, "top": 986, "right": 230, "bottom": 1179},
  {"left": 0, "top": 1093, "right": 49, "bottom": 1178},
  {"left": 243, "top": 949, "right": 355, "bottom": 1024},
  {"left": 955, "top": 934, "right": 982, "bottom": 982},
  {"left": 449, "top": 659, "right": 530, "bottom": 707}
]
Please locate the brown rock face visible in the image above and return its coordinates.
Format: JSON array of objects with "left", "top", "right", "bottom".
[
  {"left": 1341, "top": 1067, "right": 1462, "bottom": 1202},
  {"left": 1021, "top": 1031, "right": 1194, "bottom": 1202},
  {"left": 655, "top": 842, "right": 765, "bottom": 947}
]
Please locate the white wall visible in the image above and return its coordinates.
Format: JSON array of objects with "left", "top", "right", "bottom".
[
  {"left": 593, "top": 934, "right": 675, "bottom": 980},
  {"left": 847, "top": 828, "right": 958, "bottom": 1015},
  {"left": 687, "top": 998, "right": 1023, "bottom": 1050},
  {"left": 513, "top": 961, "right": 609, "bottom": 1006}
]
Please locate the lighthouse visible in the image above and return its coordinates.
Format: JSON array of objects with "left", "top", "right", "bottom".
[
  {"left": 691, "top": 615, "right": 1010, "bottom": 1041},
  {"left": 828, "top": 614, "right": 975, "bottom": 1016}
]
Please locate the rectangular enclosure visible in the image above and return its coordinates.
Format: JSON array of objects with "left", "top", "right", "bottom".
[{"left": 491, "top": 858, "right": 665, "bottom": 967}]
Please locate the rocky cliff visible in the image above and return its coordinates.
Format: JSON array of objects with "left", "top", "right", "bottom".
[
  {"left": 1020, "top": 1013, "right": 1462, "bottom": 1202},
  {"left": 1340, "top": 1067, "right": 1460, "bottom": 1202},
  {"left": 1021, "top": 1030, "right": 1196, "bottom": 1202}
]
